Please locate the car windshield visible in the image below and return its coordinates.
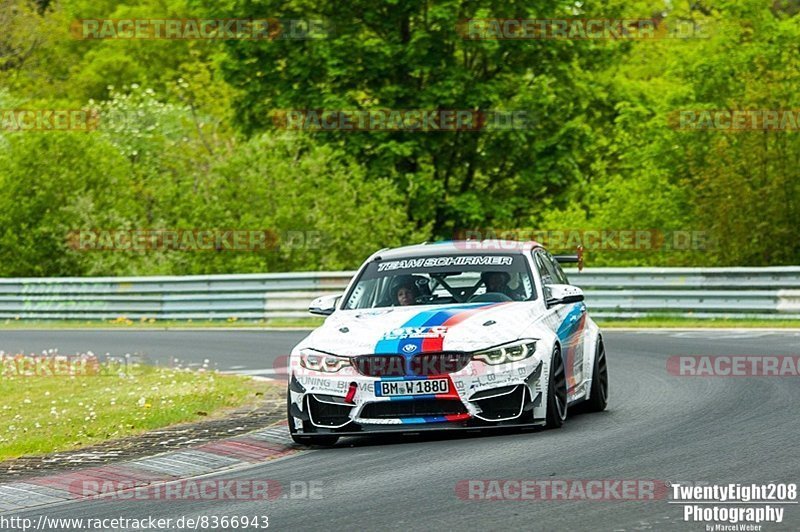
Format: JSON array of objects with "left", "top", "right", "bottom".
[{"left": 343, "top": 254, "right": 536, "bottom": 309}]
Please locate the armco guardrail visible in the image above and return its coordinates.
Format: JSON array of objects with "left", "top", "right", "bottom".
[{"left": 0, "top": 267, "right": 798, "bottom": 320}]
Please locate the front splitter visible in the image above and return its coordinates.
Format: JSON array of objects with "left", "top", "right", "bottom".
[{"left": 301, "top": 418, "right": 546, "bottom": 436}]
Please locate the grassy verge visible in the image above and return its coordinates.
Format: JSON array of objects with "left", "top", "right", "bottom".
[{"left": 0, "top": 361, "right": 274, "bottom": 460}]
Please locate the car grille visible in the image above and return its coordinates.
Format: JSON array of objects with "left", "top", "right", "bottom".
[
  {"left": 353, "top": 355, "right": 406, "bottom": 377},
  {"left": 360, "top": 400, "right": 467, "bottom": 419},
  {"left": 410, "top": 352, "right": 471, "bottom": 375},
  {"left": 353, "top": 352, "right": 471, "bottom": 377}
]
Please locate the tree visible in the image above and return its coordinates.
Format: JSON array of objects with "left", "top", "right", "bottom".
[{"left": 201, "top": 0, "right": 626, "bottom": 237}]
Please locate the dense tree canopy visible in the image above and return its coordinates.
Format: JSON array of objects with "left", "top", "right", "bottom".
[{"left": 0, "top": 0, "right": 798, "bottom": 275}]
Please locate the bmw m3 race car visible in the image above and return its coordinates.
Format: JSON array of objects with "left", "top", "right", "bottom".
[{"left": 287, "top": 240, "right": 609, "bottom": 445}]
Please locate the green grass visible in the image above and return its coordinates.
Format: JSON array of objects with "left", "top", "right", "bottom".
[{"left": 0, "top": 362, "right": 275, "bottom": 460}]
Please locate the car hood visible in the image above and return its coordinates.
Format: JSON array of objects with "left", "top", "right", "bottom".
[{"left": 296, "top": 301, "right": 540, "bottom": 356}]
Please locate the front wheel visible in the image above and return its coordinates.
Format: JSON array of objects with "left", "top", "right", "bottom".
[
  {"left": 287, "top": 390, "right": 340, "bottom": 446},
  {"left": 545, "top": 346, "right": 568, "bottom": 428}
]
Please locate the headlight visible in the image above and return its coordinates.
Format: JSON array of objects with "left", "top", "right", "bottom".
[
  {"left": 298, "top": 348, "right": 350, "bottom": 373},
  {"left": 472, "top": 340, "right": 537, "bottom": 365}
]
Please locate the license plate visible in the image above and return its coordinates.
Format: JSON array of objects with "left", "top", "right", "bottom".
[{"left": 379, "top": 379, "right": 449, "bottom": 397}]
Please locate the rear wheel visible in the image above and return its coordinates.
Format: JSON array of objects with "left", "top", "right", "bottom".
[
  {"left": 545, "top": 346, "right": 568, "bottom": 428},
  {"left": 287, "top": 390, "right": 339, "bottom": 446},
  {"left": 583, "top": 339, "right": 609, "bottom": 412}
]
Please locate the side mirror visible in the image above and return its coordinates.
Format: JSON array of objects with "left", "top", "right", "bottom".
[
  {"left": 545, "top": 284, "right": 584, "bottom": 307},
  {"left": 309, "top": 294, "right": 341, "bottom": 316}
]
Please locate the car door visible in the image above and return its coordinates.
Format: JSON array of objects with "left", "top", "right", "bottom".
[{"left": 537, "top": 250, "right": 587, "bottom": 395}]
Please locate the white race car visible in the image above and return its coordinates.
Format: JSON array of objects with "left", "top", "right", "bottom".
[{"left": 287, "top": 240, "right": 608, "bottom": 445}]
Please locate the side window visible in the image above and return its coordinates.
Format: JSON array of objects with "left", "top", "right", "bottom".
[
  {"left": 534, "top": 252, "right": 557, "bottom": 287},
  {"left": 545, "top": 252, "right": 570, "bottom": 285}
]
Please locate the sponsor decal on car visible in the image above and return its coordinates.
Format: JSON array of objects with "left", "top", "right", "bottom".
[
  {"left": 375, "top": 303, "right": 508, "bottom": 355},
  {"left": 381, "top": 326, "right": 449, "bottom": 340},
  {"left": 376, "top": 255, "right": 513, "bottom": 272}
]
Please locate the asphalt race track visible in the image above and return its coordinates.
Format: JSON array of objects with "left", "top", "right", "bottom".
[
  {"left": 0, "top": 329, "right": 299, "bottom": 375},
  {"left": 2, "top": 329, "right": 799, "bottom": 531}
]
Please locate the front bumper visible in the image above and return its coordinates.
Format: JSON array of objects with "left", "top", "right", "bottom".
[{"left": 288, "top": 358, "right": 546, "bottom": 435}]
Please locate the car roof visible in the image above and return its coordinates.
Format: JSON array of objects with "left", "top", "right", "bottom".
[{"left": 372, "top": 240, "right": 544, "bottom": 260}]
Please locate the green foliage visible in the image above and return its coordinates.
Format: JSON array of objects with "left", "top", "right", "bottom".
[
  {"left": 204, "top": 0, "right": 627, "bottom": 236},
  {"left": 0, "top": 86, "right": 420, "bottom": 275},
  {"left": 0, "top": 0, "right": 798, "bottom": 276},
  {"left": 539, "top": 0, "right": 800, "bottom": 266},
  {"left": 0, "top": 128, "right": 132, "bottom": 276},
  {"left": 192, "top": 133, "right": 425, "bottom": 272}
]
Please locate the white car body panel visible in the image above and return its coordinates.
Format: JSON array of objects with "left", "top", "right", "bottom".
[{"left": 287, "top": 241, "right": 604, "bottom": 436}]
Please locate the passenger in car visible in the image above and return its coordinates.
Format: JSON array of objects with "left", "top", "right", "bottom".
[{"left": 481, "top": 271, "right": 523, "bottom": 300}]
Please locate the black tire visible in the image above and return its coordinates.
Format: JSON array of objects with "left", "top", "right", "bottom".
[
  {"left": 287, "top": 390, "right": 340, "bottom": 446},
  {"left": 583, "top": 339, "right": 609, "bottom": 413},
  {"left": 545, "top": 345, "right": 568, "bottom": 428}
]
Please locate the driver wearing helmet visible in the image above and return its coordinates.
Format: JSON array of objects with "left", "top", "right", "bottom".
[{"left": 392, "top": 276, "right": 420, "bottom": 306}]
